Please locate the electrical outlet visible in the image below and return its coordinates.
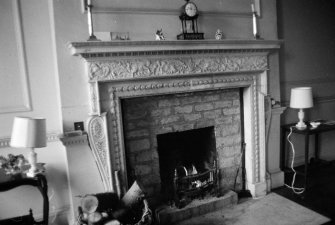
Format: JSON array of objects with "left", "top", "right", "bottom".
[
  {"left": 271, "top": 98, "right": 281, "bottom": 107},
  {"left": 74, "top": 122, "right": 84, "bottom": 131}
]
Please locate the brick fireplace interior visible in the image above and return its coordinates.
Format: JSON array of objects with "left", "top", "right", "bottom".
[{"left": 121, "top": 88, "right": 243, "bottom": 207}]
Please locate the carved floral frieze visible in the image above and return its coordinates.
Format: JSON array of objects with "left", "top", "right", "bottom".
[{"left": 88, "top": 55, "right": 267, "bottom": 82}]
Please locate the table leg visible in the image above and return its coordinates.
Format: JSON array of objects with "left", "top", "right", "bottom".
[
  {"left": 304, "top": 134, "right": 310, "bottom": 192},
  {"left": 315, "top": 134, "right": 319, "bottom": 161},
  {"left": 281, "top": 127, "right": 286, "bottom": 170}
]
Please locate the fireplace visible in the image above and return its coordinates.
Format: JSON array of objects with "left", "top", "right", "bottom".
[
  {"left": 121, "top": 88, "right": 241, "bottom": 207},
  {"left": 69, "top": 40, "right": 283, "bottom": 210}
]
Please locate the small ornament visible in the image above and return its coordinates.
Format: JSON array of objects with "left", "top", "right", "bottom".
[
  {"left": 0, "top": 154, "right": 28, "bottom": 175},
  {"left": 155, "top": 29, "right": 165, "bottom": 40},
  {"left": 215, "top": 29, "right": 223, "bottom": 40}
]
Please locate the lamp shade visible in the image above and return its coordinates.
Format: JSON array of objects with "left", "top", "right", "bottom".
[
  {"left": 290, "top": 87, "right": 314, "bottom": 109},
  {"left": 10, "top": 116, "right": 46, "bottom": 148}
]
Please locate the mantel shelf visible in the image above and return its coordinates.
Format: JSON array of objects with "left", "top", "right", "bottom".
[{"left": 68, "top": 39, "right": 283, "bottom": 58}]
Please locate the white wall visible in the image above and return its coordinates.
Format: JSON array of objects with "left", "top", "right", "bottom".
[{"left": 0, "top": 0, "right": 70, "bottom": 223}]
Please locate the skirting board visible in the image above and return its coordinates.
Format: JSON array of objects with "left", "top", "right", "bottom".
[{"left": 269, "top": 170, "right": 284, "bottom": 189}]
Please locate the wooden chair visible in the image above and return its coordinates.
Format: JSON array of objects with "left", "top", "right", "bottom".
[{"left": 0, "top": 173, "right": 49, "bottom": 225}]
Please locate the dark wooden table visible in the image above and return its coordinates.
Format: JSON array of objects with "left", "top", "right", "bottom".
[
  {"left": 0, "top": 171, "right": 49, "bottom": 225},
  {"left": 281, "top": 121, "right": 335, "bottom": 193}
]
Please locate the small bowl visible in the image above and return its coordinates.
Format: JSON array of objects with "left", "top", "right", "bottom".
[{"left": 310, "top": 122, "right": 321, "bottom": 128}]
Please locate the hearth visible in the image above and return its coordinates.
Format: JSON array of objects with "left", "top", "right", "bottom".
[{"left": 69, "top": 40, "right": 284, "bottom": 212}]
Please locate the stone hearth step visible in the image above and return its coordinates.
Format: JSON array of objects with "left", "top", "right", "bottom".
[{"left": 155, "top": 190, "right": 237, "bottom": 225}]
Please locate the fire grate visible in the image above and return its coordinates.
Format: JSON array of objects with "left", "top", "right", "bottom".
[{"left": 173, "top": 161, "right": 219, "bottom": 208}]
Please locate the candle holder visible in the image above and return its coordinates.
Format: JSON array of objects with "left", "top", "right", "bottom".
[
  {"left": 252, "top": 11, "right": 260, "bottom": 39},
  {"left": 251, "top": 4, "right": 260, "bottom": 40},
  {"left": 86, "top": 0, "right": 100, "bottom": 41}
]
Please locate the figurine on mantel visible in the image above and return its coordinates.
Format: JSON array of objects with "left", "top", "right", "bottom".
[
  {"left": 215, "top": 29, "right": 223, "bottom": 40},
  {"left": 155, "top": 29, "right": 165, "bottom": 40}
]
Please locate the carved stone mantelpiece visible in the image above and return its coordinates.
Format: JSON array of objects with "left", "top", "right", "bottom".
[
  {"left": 88, "top": 55, "right": 268, "bottom": 82},
  {"left": 69, "top": 40, "right": 282, "bottom": 197}
]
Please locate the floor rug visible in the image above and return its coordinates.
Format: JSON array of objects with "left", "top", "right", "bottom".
[{"left": 172, "top": 192, "right": 330, "bottom": 225}]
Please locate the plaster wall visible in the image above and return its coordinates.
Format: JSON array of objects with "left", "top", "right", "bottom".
[
  {"left": 0, "top": 0, "right": 70, "bottom": 223},
  {"left": 278, "top": 0, "right": 335, "bottom": 164}
]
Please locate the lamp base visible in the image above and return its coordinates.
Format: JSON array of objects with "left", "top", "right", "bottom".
[
  {"left": 295, "top": 109, "right": 307, "bottom": 130},
  {"left": 295, "top": 122, "right": 307, "bottom": 130},
  {"left": 27, "top": 148, "right": 37, "bottom": 177}
]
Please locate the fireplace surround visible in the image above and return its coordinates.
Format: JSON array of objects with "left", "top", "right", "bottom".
[{"left": 69, "top": 40, "right": 283, "bottom": 205}]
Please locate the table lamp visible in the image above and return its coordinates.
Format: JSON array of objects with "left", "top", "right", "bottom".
[
  {"left": 290, "top": 87, "right": 314, "bottom": 129},
  {"left": 10, "top": 116, "right": 46, "bottom": 177}
]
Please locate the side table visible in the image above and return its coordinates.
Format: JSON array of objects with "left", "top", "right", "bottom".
[
  {"left": 281, "top": 121, "right": 335, "bottom": 193},
  {"left": 0, "top": 172, "right": 49, "bottom": 225}
]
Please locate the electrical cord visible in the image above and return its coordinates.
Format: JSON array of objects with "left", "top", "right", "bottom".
[{"left": 284, "top": 126, "right": 305, "bottom": 194}]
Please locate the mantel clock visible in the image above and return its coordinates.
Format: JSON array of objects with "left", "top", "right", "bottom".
[{"left": 177, "top": 0, "right": 204, "bottom": 40}]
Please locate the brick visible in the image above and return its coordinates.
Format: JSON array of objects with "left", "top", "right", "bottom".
[
  {"left": 219, "top": 153, "right": 241, "bottom": 168},
  {"left": 233, "top": 99, "right": 240, "bottom": 106},
  {"left": 184, "top": 113, "right": 202, "bottom": 121},
  {"left": 223, "top": 106, "right": 240, "bottom": 115},
  {"left": 216, "top": 135, "right": 241, "bottom": 147},
  {"left": 128, "top": 154, "right": 137, "bottom": 166},
  {"left": 215, "top": 116, "right": 233, "bottom": 124},
  {"left": 128, "top": 139, "right": 150, "bottom": 152},
  {"left": 134, "top": 164, "right": 152, "bottom": 176},
  {"left": 175, "top": 105, "right": 193, "bottom": 114},
  {"left": 220, "top": 123, "right": 240, "bottom": 137},
  {"left": 214, "top": 101, "right": 232, "bottom": 109},
  {"left": 203, "top": 109, "right": 222, "bottom": 119},
  {"left": 221, "top": 145, "right": 241, "bottom": 157},
  {"left": 195, "top": 103, "right": 214, "bottom": 111},
  {"left": 195, "top": 120, "right": 214, "bottom": 129},
  {"left": 151, "top": 160, "right": 160, "bottom": 176},
  {"left": 151, "top": 149, "right": 159, "bottom": 160},
  {"left": 180, "top": 96, "right": 201, "bottom": 105},
  {"left": 233, "top": 114, "right": 241, "bottom": 122},
  {"left": 136, "top": 120, "right": 151, "bottom": 128},
  {"left": 203, "top": 94, "right": 220, "bottom": 102},
  {"left": 125, "top": 109, "right": 148, "bottom": 120},
  {"left": 173, "top": 123, "right": 194, "bottom": 132},
  {"left": 158, "top": 98, "right": 180, "bottom": 107},
  {"left": 221, "top": 90, "right": 239, "bottom": 99},
  {"left": 154, "top": 126, "right": 173, "bottom": 134},
  {"left": 151, "top": 108, "right": 172, "bottom": 117},
  {"left": 136, "top": 150, "right": 154, "bottom": 162},
  {"left": 125, "top": 122, "right": 136, "bottom": 130},
  {"left": 126, "top": 129, "right": 150, "bottom": 138},
  {"left": 160, "top": 115, "right": 180, "bottom": 124}
]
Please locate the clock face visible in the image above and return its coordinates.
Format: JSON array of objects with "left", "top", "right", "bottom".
[{"left": 185, "top": 2, "right": 197, "bottom": 17}]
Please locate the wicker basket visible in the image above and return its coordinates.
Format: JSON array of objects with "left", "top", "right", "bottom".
[{"left": 77, "top": 198, "right": 153, "bottom": 225}]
